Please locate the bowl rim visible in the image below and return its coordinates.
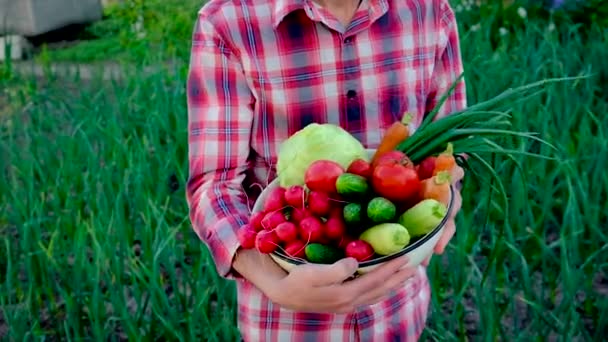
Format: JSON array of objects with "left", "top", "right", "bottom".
[{"left": 268, "top": 184, "right": 455, "bottom": 267}]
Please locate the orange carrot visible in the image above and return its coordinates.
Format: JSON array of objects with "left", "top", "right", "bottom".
[
  {"left": 370, "top": 112, "right": 413, "bottom": 166},
  {"left": 433, "top": 143, "right": 456, "bottom": 175},
  {"left": 419, "top": 171, "right": 451, "bottom": 206}
]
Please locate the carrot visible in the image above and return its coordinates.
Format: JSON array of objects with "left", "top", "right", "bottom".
[
  {"left": 433, "top": 142, "right": 455, "bottom": 175},
  {"left": 371, "top": 112, "right": 413, "bottom": 166},
  {"left": 419, "top": 171, "right": 451, "bottom": 206}
]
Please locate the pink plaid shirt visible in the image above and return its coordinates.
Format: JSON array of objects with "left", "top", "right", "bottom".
[{"left": 186, "top": 0, "right": 466, "bottom": 340}]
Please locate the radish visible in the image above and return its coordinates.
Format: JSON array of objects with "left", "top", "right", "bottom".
[
  {"left": 416, "top": 156, "right": 437, "bottom": 180},
  {"left": 304, "top": 160, "right": 344, "bottom": 194},
  {"left": 249, "top": 211, "right": 265, "bottom": 232},
  {"left": 255, "top": 230, "right": 280, "bottom": 254},
  {"left": 284, "top": 185, "right": 306, "bottom": 208},
  {"left": 324, "top": 215, "right": 346, "bottom": 240},
  {"left": 299, "top": 216, "right": 324, "bottom": 243},
  {"left": 263, "top": 187, "right": 286, "bottom": 212},
  {"left": 291, "top": 207, "right": 312, "bottom": 223},
  {"left": 261, "top": 211, "right": 287, "bottom": 230},
  {"left": 338, "top": 235, "right": 356, "bottom": 249},
  {"left": 307, "top": 191, "right": 332, "bottom": 217},
  {"left": 275, "top": 221, "right": 298, "bottom": 242},
  {"left": 284, "top": 240, "right": 306, "bottom": 258},
  {"left": 345, "top": 240, "right": 375, "bottom": 261},
  {"left": 237, "top": 224, "right": 258, "bottom": 249}
]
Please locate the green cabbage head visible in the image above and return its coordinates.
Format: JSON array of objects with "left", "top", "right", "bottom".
[{"left": 276, "top": 123, "right": 369, "bottom": 187}]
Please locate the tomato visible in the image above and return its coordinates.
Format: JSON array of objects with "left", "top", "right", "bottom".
[
  {"left": 346, "top": 158, "right": 372, "bottom": 179},
  {"left": 371, "top": 163, "right": 421, "bottom": 203},
  {"left": 304, "top": 160, "right": 344, "bottom": 194},
  {"left": 373, "top": 150, "right": 414, "bottom": 169}
]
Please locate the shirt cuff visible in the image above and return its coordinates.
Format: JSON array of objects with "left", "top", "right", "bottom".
[{"left": 204, "top": 214, "right": 250, "bottom": 280}]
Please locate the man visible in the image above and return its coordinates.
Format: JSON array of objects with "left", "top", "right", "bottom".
[{"left": 186, "top": 0, "right": 466, "bottom": 340}]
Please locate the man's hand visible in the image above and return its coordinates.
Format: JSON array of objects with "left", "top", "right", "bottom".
[
  {"left": 421, "top": 165, "right": 465, "bottom": 266},
  {"left": 233, "top": 248, "right": 417, "bottom": 314}
]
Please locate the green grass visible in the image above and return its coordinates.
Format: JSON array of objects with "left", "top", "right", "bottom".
[{"left": 1, "top": 10, "right": 608, "bottom": 342}]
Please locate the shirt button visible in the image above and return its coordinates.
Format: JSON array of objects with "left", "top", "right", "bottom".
[
  {"left": 347, "top": 90, "right": 357, "bottom": 99},
  {"left": 344, "top": 37, "right": 353, "bottom": 44}
]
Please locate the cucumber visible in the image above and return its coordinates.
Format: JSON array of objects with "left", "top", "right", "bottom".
[
  {"left": 366, "top": 197, "right": 396, "bottom": 223},
  {"left": 305, "top": 243, "right": 344, "bottom": 264},
  {"left": 343, "top": 202, "right": 363, "bottom": 226},
  {"left": 359, "top": 223, "right": 411, "bottom": 255},
  {"left": 398, "top": 199, "right": 447, "bottom": 238},
  {"left": 336, "top": 173, "right": 369, "bottom": 199}
]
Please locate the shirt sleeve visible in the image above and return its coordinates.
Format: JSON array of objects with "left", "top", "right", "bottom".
[
  {"left": 425, "top": 0, "right": 468, "bottom": 119},
  {"left": 186, "top": 15, "right": 254, "bottom": 280}
]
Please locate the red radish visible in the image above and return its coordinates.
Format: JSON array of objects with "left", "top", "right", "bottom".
[
  {"left": 416, "top": 156, "right": 437, "bottom": 180},
  {"left": 307, "top": 191, "right": 332, "bottom": 217},
  {"left": 261, "top": 211, "right": 287, "bottom": 230},
  {"left": 324, "top": 215, "right": 346, "bottom": 240},
  {"left": 345, "top": 240, "right": 375, "bottom": 261},
  {"left": 284, "top": 185, "right": 306, "bottom": 208},
  {"left": 291, "top": 207, "right": 312, "bottom": 223},
  {"left": 347, "top": 158, "right": 372, "bottom": 179},
  {"left": 249, "top": 211, "right": 265, "bottom": 232},
  {"left": 237, "top": 224, "right": 258, "bottom": 249},
  {"left": 284, "top": 240, "right": 306, "bottom": 258},
  {"left": 338, "top": 235, "right": 356, "bottom": 249},
  {"left": 275, "top": 221, "right": 298, "bottom": 242},
  {"left": 304, "top": 160, "right": 344, "bottom": 194},
  {"left": 263, "top": 187, "right": 286, "bottom": 212},
  {"left": 255, "top": 230, "right": 280, "bottom": 254},
  {"left": 299, "top": 216, "right": 324, "bottom": 243}
]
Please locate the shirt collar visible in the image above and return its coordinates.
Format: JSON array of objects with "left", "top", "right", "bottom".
[{"left": 272, "top": 0, "right": 389, "bottom": 29}]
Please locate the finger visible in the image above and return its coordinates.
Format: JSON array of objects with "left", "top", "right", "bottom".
[
  {"left": 451, "top": 165, "right": 465, "bottom": 184},
  {"left": 344, "top": 256, "right": 409, "bottom": 295},
  {"left": 305, "top": 257, "right": 359, "bottom": 286},
  {"left": 352, "top": 266, "right": 418, "bottom": 307},
  {"left": 421, "top": 255, "right": 431, "bottom": 266},
  {"left": 434, "top": 219, "right": 455, "bottom": 254}
]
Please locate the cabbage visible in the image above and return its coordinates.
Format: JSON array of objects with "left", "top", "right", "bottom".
[{"left": 276, "top": 123, "right": 369, "bottom": 187}]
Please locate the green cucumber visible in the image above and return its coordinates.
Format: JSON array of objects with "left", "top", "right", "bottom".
[
  {"left": 359, "top": 223, "right": 411, "bottom": 255},
  {"left": 305, "top": 243, "right": 344, "bottom": 264},
  {"left": 343, "top": 202, "right": 363, "bottom": 226},
  {"left": 336, "top": 173, "right": 369, "bottom": 199},
  {"left": 366, "top": 197, "right": 397, "bottom": 223},
  {"left": 398, "top": 199, "right": 447, "bottom": 238}
]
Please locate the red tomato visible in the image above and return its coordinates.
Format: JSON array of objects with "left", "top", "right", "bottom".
[
  {"left": 371, "top": 163, "right": 421, "bottom": 203},
  {"left": 345, "top": 240, "right": 375, "bottom": 261},
  {"left": 373, "top": 150, "right": 414, "bottom": 169},
  {"left": 304, "top": 160, "right": 344, "bottom": 194},
  {"left": 346, "top": 158, "right": 372, "bottom": 179}
]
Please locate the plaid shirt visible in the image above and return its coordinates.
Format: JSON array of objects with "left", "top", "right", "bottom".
[{"left": 186, "top": 0, "right": 466, "bottom": 340}]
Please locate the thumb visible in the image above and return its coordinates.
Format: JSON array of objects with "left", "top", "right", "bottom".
[{"left": 307, "top": 257, "right": 359, "bottom": 286}]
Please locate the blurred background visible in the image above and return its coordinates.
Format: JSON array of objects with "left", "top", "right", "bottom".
[{"left": 1, "top": 0, "right": 606, "bottom": 341}]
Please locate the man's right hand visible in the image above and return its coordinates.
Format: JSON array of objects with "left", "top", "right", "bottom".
[{"left": 233, "top": 248, "right": 417, "bottom": 314}]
